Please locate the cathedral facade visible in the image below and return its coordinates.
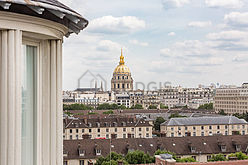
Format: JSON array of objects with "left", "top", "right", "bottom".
[{"left": 111, "top": 50, "right": 133, "bottom": 93}]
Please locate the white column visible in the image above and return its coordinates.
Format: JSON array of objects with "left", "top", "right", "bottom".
[
  {"left": 14, "top": 30, "right": 22, "bottom": 165},
  {"left": 56, "top": 40, "right": 63, "bottom": 165},
  {"left": 42, "top": 40, "right": 51, "bottom": 165},
  {"left": 0, "top": 29, "right": 22, "bottom": 165},
  {"left": 0, "top": 30, "right": 8, "bottom": 165}
]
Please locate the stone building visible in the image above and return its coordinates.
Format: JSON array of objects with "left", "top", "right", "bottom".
[
  {"left": 111, "top": 50, "right": 133, "bottom": 93},
  {"left": 63, "top": 135, "right": 248, "bottom": 164},
  {"left": 160, "top": 116, "right": 248, "bottom": 137},
  {"left": 214, "top": 83, "right": 248, "bottom": 114},
  {"left": 63, "top": 115, "right": 153, "bottom": 140}
]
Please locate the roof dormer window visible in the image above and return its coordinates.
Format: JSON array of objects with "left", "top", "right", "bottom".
[{"left": 96, "top": 149, "right": 101, "bottom": 156}]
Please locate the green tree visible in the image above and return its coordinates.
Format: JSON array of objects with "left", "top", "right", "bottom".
[
  {"left": 219, "top": 110, "right": 227, "bottom": 115},
  {"left": 169, "top": 112, "right": 186, "bottom": 119},
  {"left": 125, "top": 150, "right": 154, "bottom": 164},
  {"left": 228, "top": 152, "right": 248, "bottom": 160},
  {"left": 208, "top": 154, "right": 227, "bottom": 162},
  {"left": 130, "top": 104, "right": 143, "bottom": 109},
  {"left": 154, "top": 117, "right": 165, "bottom": 131},
  {"left": 177, "top": 157, "right": 196, "bottom": 162},
  {"left": 95, "top": 152, "right": 127, "bottom": 165},
  {"left": 63, "top": 103, "right": 93, "bottom": 110},
  {"left": 148, "top": 105, "right": 157, "bottom": 109},
  {"left": 160, "top": 104, "right": 168, "bottom": 109},
  {"left": 198, "top": 103, "right": 213, "bottom": 110},
  {"left": 103, "top": 110, "right": 114, "bottom": 114}
]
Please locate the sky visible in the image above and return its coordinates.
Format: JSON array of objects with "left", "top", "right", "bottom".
[{"left": 60, "top": 0, "right": 248, "bottom": 90}]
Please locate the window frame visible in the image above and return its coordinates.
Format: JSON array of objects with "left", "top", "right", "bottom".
[{"left": 22, "top": 38, "right": 42, "bottom": 165}]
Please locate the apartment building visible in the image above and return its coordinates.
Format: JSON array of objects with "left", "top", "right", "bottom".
[
  {"left": 129, "top": 90, "right": 161, "bottom": 109},
  {"left": 159, "top": 86, "right": 214, "bottom": 108},
  {"left": 160, "top": 116, "right": 248, "bottom": 137},
  {"left": 214, "top": 83, "right": 248, "bottom": 114},
  {"left": 63, "top": 135, "right": 248, "bottom": 164},
  {"left": 63, "top": 116, "right": 153, "bottom": 140},
  {"left": 116, "top": 93, "right": 131, "bottom": 108}
]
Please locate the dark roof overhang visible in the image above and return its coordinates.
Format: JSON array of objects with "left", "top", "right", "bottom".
[{"left": 0, "top": 0, "right": 88, "bottom": 37}]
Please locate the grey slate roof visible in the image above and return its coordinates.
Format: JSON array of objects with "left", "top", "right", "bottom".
[
  {"left": 161, "top": 116, "right": 247, "bottom": 126},
  {"left": 0, "top": 0, "right": 88, "bottom": 36}
]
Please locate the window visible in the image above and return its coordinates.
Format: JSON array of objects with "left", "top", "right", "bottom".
[
  {"left": 70, "top": 129, "right": 72, "bottom": 133},
  {"left": 106, "top": 134, "right": 109, "bottom": 139},
  {"left": 146, "top": 133, "right": 149, "bottom": 138},
  {"left": 209, "top": 126, "right": 212, "bottom": 129},
  {"left": 64, "top": 161, "right": 68, "bottom": 165},
  {"left": 139, "top": 128, "right": 142, "bottom": 131},
  {"left": 123, "top": 134, "right": 126, "bottom": 138},
  {"left": 22, "top": 45, "right": 37, "bottom": 165},
  {"left": 171, "top": 127, "right": 174, "bottom": 131},
  {"left": 123, "top": 128, "right": 126, "bottom": 132},
  {"left": 76, "top": 135, "right": 79, "bottom": 139},
  {"left": 193, "top": 132, "right": 196, "bottom": 136},
  {"left": 89, "top": 129, "right": 92, "bottom": 133},
  {"left": 80, "top": 160, "right": 84, "bottom": 165},
  {"left": 82, "top": 129, "right": 84, "bottom": 133},
  {"left": 225, "top": 131, "right": 228, "bottom": 135},
  {"left": 132, "top": 128, "right": 134, "bottom": 131},
  {"left": 201, "top": 132, "right": 204, "bottom": 136},
  {"left": 96, "top": 149, "right": 101, "bottom": 156},
  {"left": 98, "top": 128, "right": 100, "bottom": 133},
  {"left": 146, "top": 127, "right": 149, "bottom": 131},
  {"left": 122, "top": 84, "right": 125, "bottom": 88},
  {"left": 217, "top": 125, "right": 220, "bottom": 129},
  {"left": 225, "top": 125, "right": 228, "bottom": 129},
  {"left": 118, "top": 84, "right": 120, "bottom": 88},
  {"left": 106, "top": 128, "right": 109, "bottom": 132},
  {"left": 242, "top": 131, "right": 245, "bottom": 135},
  {"left": 193, "top": 127, "right": 196, "bottom": 130},
  {"left": 171, "top": 133, "right": 174, "bottom": 137},
  {"left": 70, "top": 135, "right": 72, "bottom": 140},
  {"left": 115, "top": 128, "right": 118, "bottom": 132},
  {"left": 185, "top": 126, "right": 188, "bottom": 130},
  {"left": 201, "top": 126, "right": 204, "bottom": 130},
  {"left": 76, "top": 129, "right": 78, "bottom": 133}
]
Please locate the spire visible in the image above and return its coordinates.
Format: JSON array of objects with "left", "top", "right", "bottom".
[{"left": 119, "top": 48, "right": 125, "bottom": 65}]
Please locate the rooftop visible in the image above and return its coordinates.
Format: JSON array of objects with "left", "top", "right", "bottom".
[
  {"left": 161, "top": 116, "right": 247, "bottom": 126},
  {"left": 0, "top": 0, "right": 88, "bottom": 35}
]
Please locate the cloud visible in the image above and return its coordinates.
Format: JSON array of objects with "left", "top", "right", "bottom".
[
  {"left": 205, "top": 0, "right": 244, "bottom": 8},
  {"left": 162, "top": 0, "right": 190, "bottom": 9},
  {"left": 129, "top": 39, "right": 149, "bottom": 46},
  {"left": 224, "top": 12, "right": 248, "bottom": 27},
  {"left": 96, "top": 40, "right": 123, "bottom": 52},
  {"left": 168, "top": 32, "right": 176, "bottom": 36},
  {"left": 188, "top": 21, "right": 212, "bottom": 28},
  {"left": 207, "top": 30, "right": 248, "bottom": 41},
  {"left": 87, "top": 15, "right": 146, "bottom": 34}
]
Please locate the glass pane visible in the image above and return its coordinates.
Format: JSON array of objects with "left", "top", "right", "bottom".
[{"left": 21, "top": 45, "right": 37, "bottom": 165}]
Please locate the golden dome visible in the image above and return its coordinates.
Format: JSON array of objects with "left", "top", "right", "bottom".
[{"left": 113, "top": 49, "right": 131, "bottom": 74}]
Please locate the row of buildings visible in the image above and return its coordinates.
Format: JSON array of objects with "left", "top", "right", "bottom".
[
  {"left": 63, "top": 135, "right": 248, "bottom": 164},
  {"left": 64, "top": 82, "right": 248, "bottom": 114},
  {"left": 63, "top": 85, "right": 215, "bottom": 110}
]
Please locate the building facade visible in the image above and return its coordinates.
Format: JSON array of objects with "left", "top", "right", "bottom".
[
  {"left": 0, "top": 1, "right": 87, "bottom": 165},
  {"left": 111, "top": 50, "right": 133, "bottom": 93},
  {"left": 161, "top": 116, "right": 248, "bottom": 137},
  {"left": 63, "top": 135, "right": 248, "bottom": 164},
  {"left": 63, "top": 116, "right": 153, "bottom": 140},
  {"left": 214, "top": 83, "right": 248, "bottom": 114}
]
